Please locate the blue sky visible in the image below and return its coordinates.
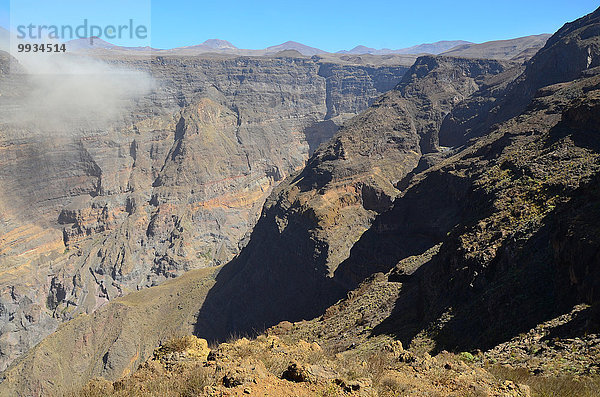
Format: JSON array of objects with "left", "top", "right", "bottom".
[{"left": 1, "top": 1, "right": 599, "bottom": 51}]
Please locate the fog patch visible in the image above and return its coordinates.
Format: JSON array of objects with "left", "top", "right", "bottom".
[{"left": 2, "top": 40, "right": 154, "bottom": 133}]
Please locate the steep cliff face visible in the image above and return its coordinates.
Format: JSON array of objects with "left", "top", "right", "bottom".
[
  {"left": 334, "top": 7, "right": 600, "bottom": 353},
  {"left": 0, "top": 53, "right": 408, "bottom": 372},
  {"left": 369, "top": 73, "right": 600, "bottom": 353},
  {"left": 440, "top": 7, "right": 600, "bottom": 147},
  {"left": 193, "top": 56, "right": 511, "bottom": 341}
]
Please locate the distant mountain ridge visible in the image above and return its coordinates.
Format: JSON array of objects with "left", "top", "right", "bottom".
[
  {"left": 2, "top": 27, "right": 551, "bottom": 60},
  {"left": 201, "top": 39, "right": 237, "bottom": 50},
  {"left": 173, "top": 39, "right": 237, "bottom": 51},
  {"left": 339, "top": 40, "right": 473, "bottom": 55},
  {"left": 265, "top": 40, "right": 327, "bottom": 56},
  {"left": 66, "top": 36, "right": 118, "bottom": 50},
  {"left": 163, "top": 39, "right": 327, "bottom": 56},
  {"left": 59, "top": 35, "right": 548, "bottom": 60},
  {"left": 62, "top": 37, "right": 328, "bottom": 56}
]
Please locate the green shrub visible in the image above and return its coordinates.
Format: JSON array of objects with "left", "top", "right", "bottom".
[{"left": 459, "top": 352, "right": 475, "bottom": 362}]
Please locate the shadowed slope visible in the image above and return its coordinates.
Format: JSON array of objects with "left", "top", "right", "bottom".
[{"left": 194, "top": 56, "right": 510, "bottom": 342}]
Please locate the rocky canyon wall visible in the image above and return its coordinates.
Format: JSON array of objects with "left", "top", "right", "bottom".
[{"left": 0, "top": 52, "right": 409, "bottom": 371}]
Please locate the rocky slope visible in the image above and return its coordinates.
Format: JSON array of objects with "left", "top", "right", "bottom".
[
  {"left": 0, "top": 52, "right": 511, "bottom": 395},
  {"left": 441, "top": 34, "right": 551, "bottom": 62},
  {"left": 3, "top": 6, "right": 600, "bottom": 396},
  {"left": 192, "top": 54, "right": 511, "bottom": 343},
  {"left": 189, "top": 8, "right": 600, "bottom": 395},
  {"left": 333, "top": 3, "right": 600, "bottom": 356},
  {"left": 441, "top": 10, "right": 600, "bottom": 147},
  {"left": 0, "top": 268, "right": 219, "bottom": 396},
  {"left": 74, "top": 333, "right": 535, "bottom": 397},
  {"left": 193, "top": 4, "right": 600, "bottom": 391},
  {"left": 0, "top": 52, "right": 409, "bottom": 372}
]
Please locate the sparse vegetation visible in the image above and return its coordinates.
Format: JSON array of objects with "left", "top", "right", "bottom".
[
  {"left": 489, "top": 365, "right": 600, "bottom": 397},
  {"left": 318, "top": 382, "right": 342, "bottom": 397},
  {"left": 159, "top": 335, "right": 201, "bottom": 355},
  {"left": 76, "top": 333, "right": 589, "bottom": 396},
  {"left": 378, "top": 375, "right": 408, "bottom": 397}
]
